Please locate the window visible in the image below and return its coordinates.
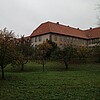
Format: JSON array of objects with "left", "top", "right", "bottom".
[
  {"left": 90, "top": 40, "right": 92, "bottom": 44},
  {"left": 97, "top": 38, "right": 100, "bottom": 43},
  {"left": 70, "top": 37, "right": 72, "bottom": 40},
  {"left": 54, "top": 35, "right": 57, "bottom": 41},
  {"left": 83, "top": 40, "right": 86, "bottom": 44},
  {"left": 63, "top": 37, "right": 66, "bottom": 42},
  {"left": 88, "top": 40, "right": 91, "bottom": 44},
  {"left": 95, "top": 39, "right": 99, "bottom": 43},
  {"left": 60, "top": 36, "right": 62, "bottom": 41},
  {"left": 92, "top": 39, "right": 95, "bottom": 44},
  {"left": 67, "top": 37, "right": 69, "bottom": 39},
  {"left": 73, "top": 38, "right": 76, "bottom": 41},
  {"left": 39, "top": 36, "right": 42, "bottom": 42},
  {"left": 35, "top": 37, "right": 37, "bottom": 42}
]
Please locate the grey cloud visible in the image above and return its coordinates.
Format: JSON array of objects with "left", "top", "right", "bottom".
[{"left": 0, "top": 0, "right": 99, "bottom": 36}]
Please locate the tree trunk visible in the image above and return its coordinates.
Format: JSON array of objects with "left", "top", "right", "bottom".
[
  {"left": 99, "top": 57, "right": 100, "bottom": 63},
  {"left": 64, "top": 60, "right": 68, "bottom": 69},
  {"left": 1, "top": 66, "right": 5, "bottom": 80},
  {"left": 43, "top": 64, "right": 44, "bottom": 72},
  {"left": 21, "top": 64, "right": 24, "bottom": 71}
]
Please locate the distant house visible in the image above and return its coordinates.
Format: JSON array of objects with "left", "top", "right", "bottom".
[{"left": 30, "top": 21, "right": 100, "bottom": 47}]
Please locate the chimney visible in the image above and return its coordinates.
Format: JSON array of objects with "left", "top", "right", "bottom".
[
  {"left": 77, "top": 28, "right": 79, "bottom": 30},
  {"left": 57, "top": 22, "right": 59, "bottom": 24}
]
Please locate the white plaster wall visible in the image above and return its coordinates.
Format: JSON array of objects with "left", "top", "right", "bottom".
[{"left": 31, "top": 34, "right": 50, "bottom": 46}]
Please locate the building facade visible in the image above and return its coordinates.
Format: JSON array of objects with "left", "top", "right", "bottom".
[{"left": 30, "top": 21, "right": 100, "bottom": 48}]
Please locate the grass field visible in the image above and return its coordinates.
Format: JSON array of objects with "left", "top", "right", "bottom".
[{"left": 0, "top": 62, "right": 100, "bottom": 100}]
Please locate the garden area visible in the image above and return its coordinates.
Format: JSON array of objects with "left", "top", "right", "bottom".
[{"left": 0, "top": 62, "right": 100, "bottom": 100}]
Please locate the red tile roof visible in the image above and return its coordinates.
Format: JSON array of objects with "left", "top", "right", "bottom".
[
  {"left": 85, "top": 27, "right": 100, "bottom": 39},
  {"left": 30, "top": 21, "right": 100, "bottom": 39}
]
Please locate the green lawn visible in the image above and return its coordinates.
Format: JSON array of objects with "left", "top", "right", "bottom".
[{"left": 0, "top": 62, "right": 100, "bottom": 100}]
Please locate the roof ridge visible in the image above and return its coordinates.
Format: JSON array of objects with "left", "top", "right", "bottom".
[
  {"left": 46, "top": 21, "right": 85, "bottom": 32},
  {"left": 43, "top": 21, "right": 100, "bottom": 31},
  {"left": 84, "top": 27, "right": 100, "bottom": 31}
]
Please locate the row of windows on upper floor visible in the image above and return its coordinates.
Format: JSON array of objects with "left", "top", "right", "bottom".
[
  {"left": 88, "top": 38, "right": 100, "bottom": 44},
  {"left": 34, "top": 35, "right": 87, "bottom": 44},
  {"left": 53, "top": 35, "right": 87, "bottom": 44},
  {"left": 34, "top": 35, "right": 85, "bottom": 43},
  {"left": 34, "top": 36, "right": 42, "bottom": 42},
  {"left": 33, "top": 35, "right": 100, "bottom": 44},
  {"left": 54, "top": 35, "right": 100, "bottom": 44}
]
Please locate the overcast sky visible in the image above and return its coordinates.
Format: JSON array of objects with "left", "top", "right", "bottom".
[{"left": 0, "top": 0, "right": 99, "bottom": 37}]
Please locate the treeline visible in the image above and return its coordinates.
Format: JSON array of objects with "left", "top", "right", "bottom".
[{"left": 0, "top": 28, "right": 100, "bottom": 79}]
